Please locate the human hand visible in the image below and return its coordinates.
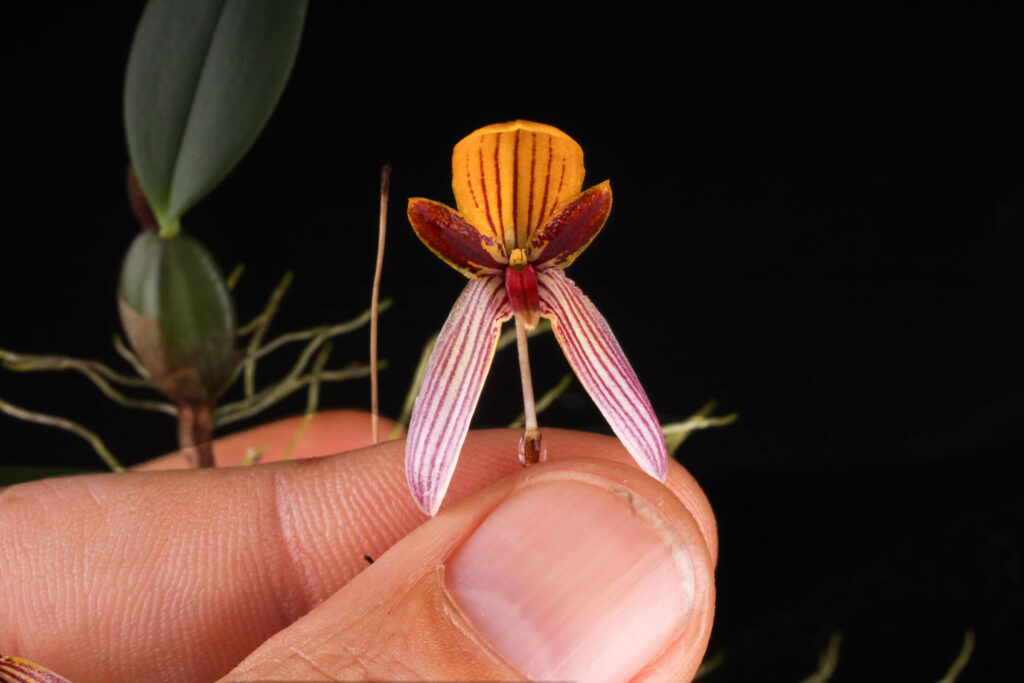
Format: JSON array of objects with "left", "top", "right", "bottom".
[{"left": 0, "top": 410, "right": 717, "bottom": 682}]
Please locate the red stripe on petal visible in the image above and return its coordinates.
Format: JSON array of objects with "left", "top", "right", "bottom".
[
  {"left": 478, "top": 145, "right": 500, "bottom": 241},
  {"left": 0, "top": 655, "right": 72, "bottom": 683},
  {"left": 538, "top": 136, "right": 553, "bottom": 234},
  {"left": 546, "top": 290, "right": 651, "bottom": 453},
  {"left": 531, "top": 181, "right": 612, "bottom": 269},
  {"left": 537, "top": 269, "right": 668, "bottom": 481},
  {"left": 512, "top": 129, "right": 520, "bottom": 248},
  {"left": 408, "top": 198, "right": 506, "bottom": 277},
  {"left": 463, "top": 148, "right": 481, "bottom": 212},
  {"left": 493, "top": 132, "right": 505, "bottom": 246},
  {"left": 406, "top": 277, "right": 512, "bottom": 514},
  {"left": 453, "top": 122, "right": 585, "bottom": 256},
  {"left": 550, "top": 160, "right": 567, "bottom": 218},
  {"left": 527, "top": 134, "right": 537, "bottom": 240}
]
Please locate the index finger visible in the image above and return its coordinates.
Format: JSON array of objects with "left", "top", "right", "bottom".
[{"left": 1, "top": 414, "right": 715, "bottom": 682}]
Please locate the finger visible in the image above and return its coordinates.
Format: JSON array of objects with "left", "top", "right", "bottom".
[
  {"left": 223, "top": 457, "right": 716, "bottom": 682},
  {"left": 1, "top": 422, "right": 715, "bottom": 682},
  {"left": 133, "top": 409, "right": 398, "bottom": 469}
]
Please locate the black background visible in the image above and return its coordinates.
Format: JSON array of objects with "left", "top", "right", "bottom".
[{"left": 2, "top": 5, "right": 1022, "bottom": 681}]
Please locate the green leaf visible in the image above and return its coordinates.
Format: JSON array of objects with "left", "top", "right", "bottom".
[
  {"left": 119, "top": 231, "right": 237, "bottom": 403},
  {"left": 124, "top": 0, "right": 308, "bottom": 229}
]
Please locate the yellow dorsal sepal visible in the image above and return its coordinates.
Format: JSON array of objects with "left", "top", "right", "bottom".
[{"left": 452, "top": 121, "right": 585, "bottom": 255}]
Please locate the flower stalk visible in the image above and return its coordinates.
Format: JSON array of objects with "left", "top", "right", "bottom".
[{"left": 513, "top": 316, "right": 543, "bottom": 465}]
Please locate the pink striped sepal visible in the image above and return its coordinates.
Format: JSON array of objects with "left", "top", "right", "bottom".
[
  {"left": 406, "top": 277, "right": 512, "bottom": 515},
  {"left": 538, "top": 269, "right": 668, "bottom": 481},
  {"left": 0, "top": 655, "right": 73, "bottom": 683}
]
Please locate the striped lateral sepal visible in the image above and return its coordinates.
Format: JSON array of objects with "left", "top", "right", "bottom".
[
  {"left": 538, "top": 269, "right": 668, "bottom": 480},
  {"left": 407, "top": 277, "right": 512, "bottom": 515},
  {"left": 0, "top": 655, "right": 73, "bottom": 683}
]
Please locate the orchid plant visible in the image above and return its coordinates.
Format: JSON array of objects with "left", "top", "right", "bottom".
[
  {"left": 0, "top": 0, "right": 379, "bottom": 474},
  {"left": 405, "top": 120, "right": 668, "bottom": 515}
]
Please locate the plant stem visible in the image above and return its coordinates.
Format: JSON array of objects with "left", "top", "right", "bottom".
[
  {"left": 158, "top": 218, "right": 181, "bottom": 239},
  {"left": 178, "top": 403, "right": 214, "bottom": 468},
  {"left": 514, "top": 316, "right": 543, "bottom": 465}
]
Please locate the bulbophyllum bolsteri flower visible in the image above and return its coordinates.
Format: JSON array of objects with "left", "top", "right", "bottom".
[{"left": 406, "top": 120, "right": 667, "bottom": 515}]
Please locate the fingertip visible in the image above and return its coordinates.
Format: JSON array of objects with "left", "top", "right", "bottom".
[
  {"left": 441, "top": 429, "right": 718, "bottom": 565},
  {"left": 223, "top": 456, "right": 716, "bottom": 682}
]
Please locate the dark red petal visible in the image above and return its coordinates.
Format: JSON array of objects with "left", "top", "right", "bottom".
[
  {"left": 408, "top": 198, "right": 507, "bottom": 277},
  {"left": 505, "top": 264, "right": 541, "bottom": 330},
  {"left": 530, "top": 181, "right": 612, "bottom": 270}
]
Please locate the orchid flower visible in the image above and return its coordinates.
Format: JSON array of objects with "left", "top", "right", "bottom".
[{"left": 406, "top": 120, "right": 667, "bottom": 515}]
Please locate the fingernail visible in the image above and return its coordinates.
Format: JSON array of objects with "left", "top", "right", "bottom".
[{"left": 446, "top": 473, "right": 694, "bottom": 682}]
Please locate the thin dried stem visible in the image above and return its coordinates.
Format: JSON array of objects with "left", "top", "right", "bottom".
[
  {"left": 509, "top": 373, "right": 572, "bottom": 428},
  {"left": 371, "top": 164, "right": 391, "bottom": 444},
  {"left": 0, "top": 397, "right": 124, "bottom": 472},
  {"left": 241, "top": 270, "right": 294, "bottom": 397},
  {"left": 514, "top": 317, "right": 542, "bottom": 465}
]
